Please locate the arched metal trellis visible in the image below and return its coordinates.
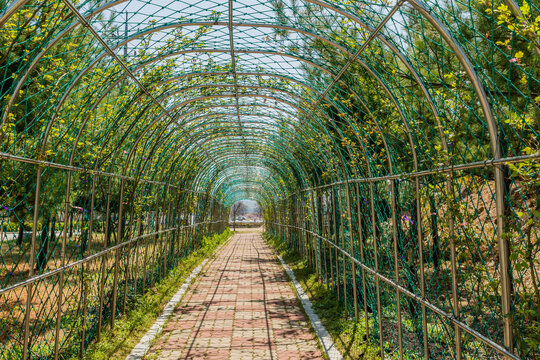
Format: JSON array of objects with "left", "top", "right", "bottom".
[{"left": 0, "top": 0, "right": 538, "bottom": 358}]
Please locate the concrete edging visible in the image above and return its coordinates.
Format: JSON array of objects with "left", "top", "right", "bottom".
[{"left": 275, "top": 253, "right": 344, "bottom": 360}]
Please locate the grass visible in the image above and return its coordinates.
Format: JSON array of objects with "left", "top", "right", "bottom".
[
  {"left": 82, "top": 228, "right": 232, "bottom": 360},
  {"left": 264, "top": 232, "right": 382, "bottom": 360}
]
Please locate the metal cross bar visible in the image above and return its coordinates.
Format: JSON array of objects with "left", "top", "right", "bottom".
[{"left": 269, "top": 222, "right": 521, "bottom": 360}]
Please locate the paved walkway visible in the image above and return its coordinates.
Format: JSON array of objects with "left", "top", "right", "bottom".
[{"left": 144, "top": 230, "right": 324, "bottom": 360}]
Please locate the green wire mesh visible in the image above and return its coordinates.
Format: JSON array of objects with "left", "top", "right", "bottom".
[{"left": 0, "top": 0, "right": 539, "bottom": 358}]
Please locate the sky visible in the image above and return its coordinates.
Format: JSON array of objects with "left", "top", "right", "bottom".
[{"left": 236, "top": 199, "right": 260, "bottom": 213}]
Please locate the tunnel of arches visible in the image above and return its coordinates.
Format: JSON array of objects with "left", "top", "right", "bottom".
[{"left": 0, "top": 0, "right": 538, "bottom": 358}]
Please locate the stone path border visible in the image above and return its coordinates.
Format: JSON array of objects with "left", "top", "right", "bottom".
[
  {"left": 274, "top": 252, "right": 344, "bottom": 360},
  {"left": 127, "top": 230, "right": 341, "bottom": 360},
  {"left": 142, "top": 231, "right": 325, "bottom": 359}
]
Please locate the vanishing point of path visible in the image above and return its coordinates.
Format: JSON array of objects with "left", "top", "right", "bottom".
[{"left": 144, "top": 229, "right": 325, "bottom": 360}]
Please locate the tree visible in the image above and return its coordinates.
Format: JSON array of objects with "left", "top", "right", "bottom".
[{"left": 230, "top": 201, "right": 246, "bottom": 231}]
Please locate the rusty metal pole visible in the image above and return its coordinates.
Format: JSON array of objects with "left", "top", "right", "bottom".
[
  {"left": 22, "top": 168, "right": 41, "bottom": 360},
  {"left": 55, "top": 167, "right": 75, "bottom": 359},
  {"left": 370, "top": 183, "right": 384, "bottom": 359},
  {"left": 310, "top": 190, "right": 320, "bottom": 281},
  {"left": 328, "top": 190, "right": 335, "bottom": 291},
  {"left": 355, "top": 182, "right": 369, "bottom": 337},
  {"left": 321, "top": 191, "right": 329, "bottom": 288},
  {"left": 110, "top": 178, "right": 125, "bottom": 328},
  {"left": 332, "top": 186, "right": 339, "bottom": 299},
  {"left": 390, "top": 179, "right": 403, "bottom": 359},
  {"left": 448, "top": 170, "right": 461, "bottom": 360},
  {"left": 122, "top": 187, "right": 137, "bottom": 313},
  {"left": 150, "top": 189, "right": 161, "bottom": 288},
  {"left": 337, "top": 185, "right": 348, "bottom": 313},
  {"left": 414, "top": 177, "right": 429, "bottom": 360},
  {"left": 97, "top": 177, "right": 112, "bottom": 341},
  {"left": 164, "top": 198, "right": 172, "bottom": 275},
  {"left": 80, "top": 173, "right": 97, "bottom": 357},
  {"left": 141, "top": 188, "right": 152, "bottom": 294},
  {"left": 79, "top": 175, "right": 96, "bottom": 359},
  {"left": 345, "top": 182, "right": 358, "bottom": 322}
]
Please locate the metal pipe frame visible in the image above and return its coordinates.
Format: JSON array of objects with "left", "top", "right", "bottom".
[
  {"left": 0, "top": 220, "right": 225, "bottom": 296},
  {"left": 269, "top": 222, "right": 520, "bottom": 360},
  {"left": 2, "top": 0, "right": 533, "bottom": 357}
]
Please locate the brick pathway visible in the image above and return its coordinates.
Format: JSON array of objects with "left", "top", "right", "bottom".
[{"left": 144, "top": 230, "right": 324, "bottom": 360}]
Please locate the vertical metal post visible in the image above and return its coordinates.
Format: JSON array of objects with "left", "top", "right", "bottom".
[
  {"left": 150, "top": 190, "right": 160, "bottom": 288},
  {"left": 300, "top": 196, "right": 306, "bottom": 259},
  {"left": 355, "top": 182, "right": 369, "bottom": 337},
  {"left": 414, "top": 177, "right": 428, "bottom": 359},
  {"left": 97, "top": 177, "right": 112, "bottom": 341},
  {"left": 179, "top": 193, "right": 185, "bottom": 258},
  {"left": 322, "top": 191, "right": 329, "bottom": 288},
  {"left": 133, "top": 214, "right": 143, "bottom": 296},
  {"left": 22, "top": 168, "right": 42, "bottom": 360},
  {"left": 179, "top": 198, "right": 185, "bottom": 261},
  {"left": 80, "top": 173, "right": 97, "bottom": 357},
  {"left": 277, "top": 203, "right": 281, "bottom": 238},
  {"left": 172, "top": 191, "right": 180, "bottom": 266},
  {"left": 300, "top": 197, "right": 311, "bottom": 266},
  {"left": 332, "top": 186, "right": 339, "bottom": 299},
  {"left": 55, "top": 168, "right": 74, "bottom": 359},
  {"left": 390, "top": 180, "right": 403, "bottom": 359},
  {"left": 178, "top": 195, "right": 185, "bottom": 261},
  {"left": 293, "top": 200, "right": 297, "bottom": 251},
  {"left": 292, "top": 197, "right": 297, "bottom": 253},
  {"left": 345, "top": 182, "right": 358, "bottom": 322},
  {"left": 111, "top": 178, "right": 125, "bottom": 328},
  {"left": 164, "top": 199, "right": 172, "bottom": 274},
  {"left": 337, "top": 185, "right": 347, "bottom": 312},
  {"left": 448, "top": 171, "right": 461, "bottom": 359},
  {"left": 182, "top": 194, "right": 188, "bottom": 256},
  {"left": 496, "top": 164, "right": 513, "bottom": 355},
  {"left": 310, "top": 190, "right": 320, "bottom": 280},
  {"left": 300, "top": 195, "right": 307, "bottom": 265},
  {"left": 303, "top": 195, "right": 310, "bottom": 268},
  {"left": 328, "top": 191, "right": 334, "bottom": 291},
  {"left": 370, "top": 183, "right": 384, "bottom": 359},
  {"left": 312, "top": 192, "right": 318, "bottom": 276},
  {"left": 157, "top": 190, "right": 165, "bottom": 281},
  {"left": 122, "top": 190, "right": 137, "bottom": 312},
  {"left": 295, "top": 196, "right": 300, "bottom": 255},
  {"left": 141, "top": 204, "right": 151, "bottom": 294},
  {"left": 187, "top": 192, "right": 193, "bottom": 254},
  {"left": 291, "top": 197, "right": 296, "bottom": 251},
  {"left": 284, "top": 201, "right": 288, "bottom": 244}
]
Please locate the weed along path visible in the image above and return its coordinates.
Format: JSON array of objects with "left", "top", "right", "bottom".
[{"left": 135, "top": 229, "right": 328, "bottom": 360}]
